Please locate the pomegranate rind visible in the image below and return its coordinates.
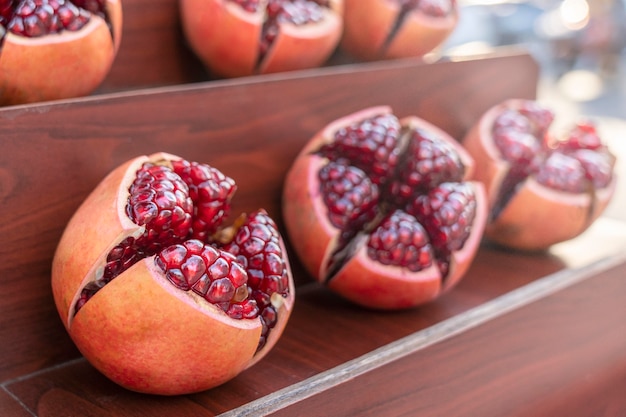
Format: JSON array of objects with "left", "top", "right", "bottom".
[
  {"left": 463, "top": 98, "right": 617, "bottom": 251},
  {"left": 179, "top": 0, "right": 343, "bottom": 78},
  {"left": 283, "top": 106, "right": 486, "bottom": 309},
  {"left": 260, "top": 7, "right": 343, "bottom": 75},
  {"left": 0, "top": 0, "right": 122, "bottom": 106},
  {"left": 52, "top": 153, "right": 151, "bottom": 327},
  {"left": 340, "top": 0, "right": 458, "bottom": 61},
  {"left": 70, "top": 257, "right": 261, "bottom": 395},
  {"left": 329, "top": 241, "right": 443, "bottom": 309},
  {"left": 328, "top": 181, "right": 486, "bottom": 309},
  {"left": 484, "top": 176, "right": 617, "bottom": 251},
  {"left": 53, "top": 152, "right": 293, "bottom": 394},
  {"left": 179, "top": 0, "right": 261, "bottom": 78}
]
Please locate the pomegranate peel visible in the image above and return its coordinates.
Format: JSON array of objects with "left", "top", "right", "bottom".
[
  {"left": 462, "top": 99, "right": 617, "bottom": 251},
  {"left": 0, "top": 0, "right": 122, "bottom": 106},
  {"left": 179, "top": 0, "right": 344, "bottom": 78},
  {"left": 340, "top": 0, "right": 458, "bottom": 61},
  {"left": 52, "top": 152, "right": 294, "bottom": 395},
  {"left": 283, "top": 106, "right": 487, "bottom": 309}
]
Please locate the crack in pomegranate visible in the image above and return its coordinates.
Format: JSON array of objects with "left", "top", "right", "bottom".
[
  {"left": 383, "top": 0, "right": 456, "bottom": 52},
  {"left": 229, "top": 0, "right": 330, "bottom": 70},
  {"left": 73, "top": 159, "right": 290, "bottom": 351},
  {"left": 316, "top": 112, "right": 476, "bottom": 283},
  {"left": 0, "top": 0, "right": 110, "bottom": 42}
]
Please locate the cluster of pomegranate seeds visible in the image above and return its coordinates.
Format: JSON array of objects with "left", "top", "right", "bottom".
[
  {"left": 368, "top": 210, "right": 434, "bottom": 272},
  {"left": 319, "top": 113, "right": 402, "bottom": 185},
  {"left": 316, "top": 112, "right": 477, "bottom": 279},
  {"left": 74, "top": 160, "right": 236, "bottom": 313},
  {"left": 221, "top": 210, "right": 290, "bottom": 349},
  {"left": 171, "top": 159, "right": 236, "bottom": 241},
  {"left": 318, "top": 160, "right": 380, "bottom": 233},
  {"left": 406, "top": 182, "right": 476, "bottom": 276},
  {"left": 389, "top": 128, "right": 464, "bottom": 204},
  {"left": 0, "top": 0, "right": 94, "bottom": 38},
  {"left": 127, "top": 163, "right": 194, "bottom": 253},
  {"left": 492, "top": 105, "right": 614, "bottom": 198},
  {"left": 155, "top": 240, "right": 256, "bottom": 317},
  {"left": 75, "top": 158, "right": 290, "bottom": 352}
]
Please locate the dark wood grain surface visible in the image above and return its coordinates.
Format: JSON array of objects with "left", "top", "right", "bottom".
[
  {"left": 0, "top": 50, "right": 538, "bottom": 385},
  {"left": 1, "top": 1, "right": 625, "bottom": 414},
  {"left": 269, "top": 255, "right": 626, "bottom": 417}
]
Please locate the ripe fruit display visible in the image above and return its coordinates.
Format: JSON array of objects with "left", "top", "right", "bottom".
[
  {"left": 283, "top": 106, "right": 487, "bottom": 309},
  {"left": 462, "top": 99, "right": 617, "bottom": 251},
  {"left": 0, "top": 0, "right": 122, "bottom": 106},
  {"left": 179, "top": 0, "right": 344, "bottom": 78},
  {"left": 52, "top": 153, "right": 295, "bottom": 395},
  {"left": 340, "top": 0, "right": 458, "bottom": 61}
]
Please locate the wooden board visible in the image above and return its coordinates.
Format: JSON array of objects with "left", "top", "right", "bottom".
[{"left": 3, "top": 46, "right": 625, "bottom": 416}]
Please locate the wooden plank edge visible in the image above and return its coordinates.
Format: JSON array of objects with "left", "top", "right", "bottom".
[{"left": 219, "top": 242, "right": 626, "bottom": 417}]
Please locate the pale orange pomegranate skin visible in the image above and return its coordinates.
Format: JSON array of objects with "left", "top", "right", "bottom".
[
  {"left": 52, "top": 152, "right": 294, "bottom": 395},
  {"left": 0, "top": 0, "right": 122, "bottom": 106},
  {"left": 340, "top": 0, "right": 458, "bottom": 61},
  {"left": 179, "top": 0, "right": 344, "bottom": 78},
  {"left": 462, "top": 99, "right": 617, "bottom": 251},
  {"left": 283, "top": 107, "right": 487, "bottom": 310}
]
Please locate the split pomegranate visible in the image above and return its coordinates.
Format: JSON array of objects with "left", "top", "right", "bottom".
[
  {"left": 283, "top": 106, "right": 487, "bottom": 309},
  {"left": 52, "top": 153, "right": 295, "bottom": 395},
  {"left": 340, "top": 0, "right": 458, "bottom": 61},
  {"left": 179, "top": 0, "right": 343, "bottom": 78},
  {"left": 0, "top": 0, "right": 122, "bottom": 106},
  {"left": 462, "top": 99, "right": 617, "bottom": 251}
]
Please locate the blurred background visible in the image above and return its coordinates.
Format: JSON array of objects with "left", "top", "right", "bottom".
[
  {"left": 444, "top": 0, "right": 626, "bottom": 119},
  {"left": 442, "top": 0, "right": 626, "bottom": 220}
]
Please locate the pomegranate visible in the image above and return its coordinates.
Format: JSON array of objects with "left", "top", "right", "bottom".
[
  {"left": 340, "top": 0, "right": 458, "bottom": 61},
  {"left": 0, "top": 0, "right": 122, "bottom": 106},
  {"left": 51, "top": 153, "right": 295, "bottom": 395},
  {"left": 282, "top": 106, "right": 487, "bottom": 309},
  {"left": 179, "top": 0, "right": 343, "bottom": 78},
  {"left": 462, "top": 99, "right": 617, "bottom": 251}
]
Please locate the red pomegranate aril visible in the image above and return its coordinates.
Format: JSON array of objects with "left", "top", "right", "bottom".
[
  {"left": 367, "top": 209, "right": 434, "bottom": 272},
  {"left": 4, "top": 0, "right": 92, "bottom": 37},
  {"left": 221, "top": 209, "right": 291, "bottom": 349},
  {"left": 319, "top": 113, "right": 402, "bottom": 185},
  {"left": 172, "top": 159, "right": 236, "bottom": 240},
  {"left": 407, "top": 182, "right": 476, "bottom": 255},
  {"left": 389, "top": 127, "right": 465, "bottom": 204},
  {"left": 319, "top": 160, "right": 380, "bottom": 232}
]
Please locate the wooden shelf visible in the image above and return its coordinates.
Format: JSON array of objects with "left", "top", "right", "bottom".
[{"left": 1, "top": 1, "right": 625, "bottom": 415}]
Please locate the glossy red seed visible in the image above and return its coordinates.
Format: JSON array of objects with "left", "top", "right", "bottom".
[
  {"left": 367, "top": 210, "right": 434, "bottom": 272},
  {"left": 318, "top": 160, "right": 380, "bottom": 232},
  {"left": 389, "top": 128, "right": 465, "bottom": 203},
  {"left": 319, "top": 114, "right": 402, "bottom": 185}
]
